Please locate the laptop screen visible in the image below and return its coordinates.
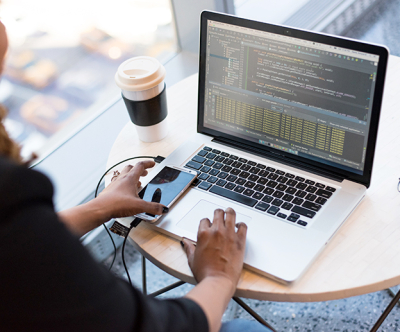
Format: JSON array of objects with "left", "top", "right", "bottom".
[{"left": 202, "top": 19, "right": 381, "bottom": 176}]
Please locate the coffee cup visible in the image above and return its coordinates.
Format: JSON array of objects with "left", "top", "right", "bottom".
[{"left": 115, "top": 56, "right": 168, "bottom": 142}]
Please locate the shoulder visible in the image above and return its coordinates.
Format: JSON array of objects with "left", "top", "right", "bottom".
[{"left": 0, "top": 156, "right": 54, "bottom": 218}]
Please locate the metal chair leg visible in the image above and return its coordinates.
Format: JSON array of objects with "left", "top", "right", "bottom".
[
  {"left": 370, "top": 289, "right": 400, "bottom": 332},
  {"left": 233, "top": 297, "right": 277, "bottom": 332}
]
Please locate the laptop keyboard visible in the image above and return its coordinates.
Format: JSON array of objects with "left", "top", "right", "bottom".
[{"left": 185, "top": 146, "right": 336, "bottom": 227}]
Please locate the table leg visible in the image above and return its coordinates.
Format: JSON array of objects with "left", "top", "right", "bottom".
[
  {"left": 370, "top": 289, "right": 400, "bottom": 332},
  {"left": 142, "top": 255, "right": 147, "bottom": 295},
  {"left": 233, "top": 297, "right": 277, "bottom": 332}
]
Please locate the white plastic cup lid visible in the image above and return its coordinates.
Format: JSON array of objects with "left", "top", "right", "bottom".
[{"left": 115, "top": 56, "right": 166, "bottom": 92}]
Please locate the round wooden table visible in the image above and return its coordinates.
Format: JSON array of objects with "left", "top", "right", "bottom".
[{"left": 106, "top": 56, "right": 400, "bottom": 303}]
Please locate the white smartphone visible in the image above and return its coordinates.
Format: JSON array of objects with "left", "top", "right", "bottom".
[{"left": 135, "top": 165, "right": 198, "bottom": 222}]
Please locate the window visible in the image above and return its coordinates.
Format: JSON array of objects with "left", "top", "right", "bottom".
[{"left": 0, "top": 0, "right": 177, "bottom": 158}]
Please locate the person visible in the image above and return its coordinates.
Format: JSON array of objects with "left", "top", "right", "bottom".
[{"left": 0, "top": 21, "right": 272, "bottom": 332}]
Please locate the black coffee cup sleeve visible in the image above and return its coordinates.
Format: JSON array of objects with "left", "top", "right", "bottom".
[{"left": 122, "top": 83, "right": 168, "bottom": 127}]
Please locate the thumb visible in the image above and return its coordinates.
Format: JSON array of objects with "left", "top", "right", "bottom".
[
  {"left": 181, "top": 238, "right": 196, "bottom": 267},
  {"left": 137, "top": 200, "right": 167, "bottom": 216}
]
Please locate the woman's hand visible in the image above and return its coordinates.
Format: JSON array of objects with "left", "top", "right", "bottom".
[
  {"left": 183, "top": 208, "right": 247, "bottom": 291},
  {"left": 58, "top": 160, "right": 166, "bottom": 236},
  {"left": 96, "top": 160, "right": 167, "bottom": 220}
]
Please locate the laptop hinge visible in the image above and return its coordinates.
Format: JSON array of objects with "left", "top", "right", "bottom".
[{"left": 212, "top": 137, "right": 346, "bottom": 183}]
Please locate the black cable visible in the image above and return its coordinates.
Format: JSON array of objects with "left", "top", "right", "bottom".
[
  {"left": 94, "top": 155, "right": 164, "bottom": 271},
  {"left": 122, "top": 224, "right": 135, "bottom": 287}
]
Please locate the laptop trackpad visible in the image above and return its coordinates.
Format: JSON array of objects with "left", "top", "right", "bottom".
[{"left": 177, "top": 199, "right": 252, "bottom": 234}]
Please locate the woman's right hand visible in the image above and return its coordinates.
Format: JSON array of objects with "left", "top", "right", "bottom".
[{"left": 182, "top": 208, "right": 247, "bottom": 292}]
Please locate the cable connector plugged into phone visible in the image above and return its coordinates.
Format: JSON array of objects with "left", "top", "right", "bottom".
[{"left": 153, "top": 155, "right": 166, "bottom": 164}]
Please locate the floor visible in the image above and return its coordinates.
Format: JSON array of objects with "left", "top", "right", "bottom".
[{"left": 101, "top": 1, "right": 400, "bottom": 331}]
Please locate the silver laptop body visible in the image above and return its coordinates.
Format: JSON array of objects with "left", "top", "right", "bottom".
[{"left": 125, "top": 11, "right": 389, "bottom": 283}]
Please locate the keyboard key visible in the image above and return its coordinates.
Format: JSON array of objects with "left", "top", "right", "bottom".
[
  {"left": 305, "top": 193, "right": 317, "bottom": 201},
  {"left": 316, "top": 183, "right": 325, "bottom": 189},
  {"left": 215, "top": 156, "right": 225, "bottom": 162},
  {"left": 281, "top": 202, "right": 293, "bottom": 210},
  {"left": 207, "top": 176, "right": 218, "bottom": 183},
  {"left": 253, "top": 192, "right": 264, "bottom": 200},
  {"left": 285, "top": 187, "right": 297, "bottom": 195},
  {"left": 326, "top": 186, "right": 336, "bottom": 192},
  {"left": 277, "top": 176, "right": 288, "bottom": 183},
  {"left": 186, "top": 160, "right": 202, "bottom": 170},
  {"left": 282, "top": 194, "right": 294, "bottom": 202},
  {"left": 200, "top": 166, "right": 211, "bottom": 173},
  {"left": 212, "top": 149, "right": 221, "bottom": 154},
  {"left": 204, "top": 160, "right": 215, "bottom": 166},
  {"left": 222, "top": 165, "right": 232, "bottom": 172},
  {"left": 239, "top": 171, "right": 250, "bottom": 179},
  {"left": 263, "top": 187, "right": 274, "bottom": 195},
  {"left": 267, "top": 173, "right": 278, "bottom": 180},
  {"left": 295, "top": 190, "right": 307, "bottom": 198},
  {"left": 256, "top": 164, "right": 266, "bottom": 169},
  {"left": 239, "top": 158, "right": 248, "bottom": 163},
  {"left": 243, "top": 189, "right": 255, "bottom": 196},
  {"left": 209, "top": 169, "right": 219, "bottom": 176},
  {"left": 297, "top": 220, "right": 308, "bottom": 226},
  {"left": 255, "top": 202, "right": 270, "bottom": 212},
  {"left": 316, "top": 189, "right": 333, "bottom": 198},
  {"left": 315, "top": 197, "right": 327, "bottom": 205},
  {"left": 271, "top": 199, "right": 283, "bottom": 207},
  {"left": 287, "top": 216, "right": 298, "bottom": 222},
  {"left": 218, "top": 172, "right": 228, "bottom": 179},
  {"left": 231, "top": 168, "right": 241, "bottom": 175},
  {"left": 262, "top": 195, "right": 273, "bottom": 203},
  {"left": 206, "top": 153, "right": 216, "bottom": 159},
  {"left": 213, "top": 163, "right": 223, "bottom": 169},
  {"left": 224, "top": 159, "right": 233, "bottom": 165},
  {"left": 276, "top": 184, "right": 287, "bottom": 191},
  {"left": 295, "top": 176, "right": 305, "bottom": 182},
  {"left": 225, "top": 182, "right": 236, "bottom": 190},
  {"left": 210, "top": 186, "right": 257, "bottom": 207},
  {"left": 292, "top": 197, "right": 304, "bottom": 205},
  {"left": 244, "top": 181, "right": 256, "bottom": 188},
  {"left": 234, "top": 185, "right": 245, "bottom": 193},
  {"left": 227, "top": 175, "right": 237, "bottom": 182},
  {"left": 266, "top": 180, "right": 278, "bottom": 188},
  {"left": 286, "top": 173, "right": 295, "bottom": 179},
  {"left": 240, "top": 164, "right": 251, "bottom": 171},
  {"left": 257, "top": 178, "right": 268, "bottom": 185},
  {"left": 249, "top": 174, "right": 259, "bottom": 182},
  {"left": 232, "top": 161, "right": 242, "bottom": 168},
  {"left": 198, "top": 182, "right": 212, "bottom": 190},
  {"left": 286, "top": 179, "right": 298, "bottom": 187},
  {"left": 305, "top": 186, "right": 317, "bottom": 193},
  {"left": 198, "top": 150, "right": 208, "bottom": 157},
  {"left": 199, "top": 173, "right": 209, "bottom": 180},
  {"left": 230, "top": 155, "right": 238, "bottom": 160},
  {"left": 292, "top": 206, "right": 316, "bottom": 218},
  {"left": 303, "top": 201, "right": 322, "bottom": 211},
  {"left": 266, "top": 167, "right": 275, "bottom": 172},
  {"left": 236, "top": 178, "right": 246, "bottom": 185},
  {"left": 221, "top": 152, "right": 230, "bottom": 157},
  {"left": 254, "top": 184, "right": 265, "bottom": 192},
  {"left": 296, "top": 183, "right": 307, "bottom": 190},
  {"left": 272, "top": 191, "right": 284, "bottom": 198},
  {"left": 258, "top": 170, "right": 269, "bottom": 177},
  {"left": 192, "top": 155, "right": 206, "bottom": 164},
  {"left": 305, "top": 180, "right": 315, "bottom": 185},
  {"left": 249, "top": 167, "right": 260, "bottom": 174},
  {"left": 275, "top": 170, "right": 285, "bottom": 175},
  {"left": 267, "top": 206, "right": 280, "bottom": 215},
  {"left": 289, "top": 213, "right": 300, "bottom": 220},
  {"left": 216, "top": 179, "right": 227, "bottom": 187},
  {"left": 248, "top": 161, "right": 257, "bottom": 166},
  {"left": 203, "top": 146, "right": 212, "bottom": 151},
  {"left": 277, "top": 212, "right": 287, "bottom": 219}
]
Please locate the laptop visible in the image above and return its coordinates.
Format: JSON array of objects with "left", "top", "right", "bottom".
[{"left": 125, "top": 11, "right": 389, "bottom": 283}]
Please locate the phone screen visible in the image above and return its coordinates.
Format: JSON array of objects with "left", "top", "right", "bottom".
[{"left": 139, "top": 167, "right": 196, "bottom": 216}]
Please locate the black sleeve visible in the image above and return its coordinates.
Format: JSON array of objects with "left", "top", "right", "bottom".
[{"left": 0, "top": 158, "right": 208, "bottom": 332}]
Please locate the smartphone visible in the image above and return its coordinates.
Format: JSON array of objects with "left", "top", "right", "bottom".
[{"left": 135, "top": 165, "right": 198, "bottom": 222}]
